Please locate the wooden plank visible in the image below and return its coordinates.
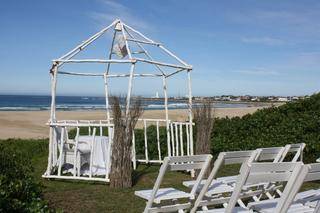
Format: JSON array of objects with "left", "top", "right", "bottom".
[
  {"left": 250, "top": 162, "right": 299, "bottom": 173},
  {"left": 169, "top": 155, "right": 211, "bottom": 163},
  {"left": 168, "top": 162, "right": 204, "bottom": 171},
  {"left": 42, "top": 174, "right": 109, "bottom": 182},
  {"left": 247, "top": 172, "right": 293, "bottom": 184}
]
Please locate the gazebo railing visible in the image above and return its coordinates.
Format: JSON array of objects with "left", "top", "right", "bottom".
[
  {"left": 132, "top": 118, "right": 194, "bottom": 169},
  {"left": 43, "top": 120, "right": 114, "bottom": 182},
  {"left": 43, "top": 118, "right": 194, "bottom": 182}
]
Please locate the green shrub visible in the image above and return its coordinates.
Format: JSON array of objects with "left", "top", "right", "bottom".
[
  {"left": 0, "top": 140, "right": 52, "bottom": 212},
  {"left": 211, "top": 93, "right": 320, "bottom": 162},
  {"left": 134, "top": 126, "right": 168, "bottom": 160}
]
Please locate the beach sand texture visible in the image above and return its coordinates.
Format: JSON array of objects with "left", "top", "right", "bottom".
[{"left": 0, "top": 107, "right": 266, "bottom": 139}]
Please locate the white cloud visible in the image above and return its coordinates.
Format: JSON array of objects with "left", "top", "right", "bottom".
[
  {"left": 233, "top": 68, "right": 280, "bottom": 76},
  {"left": 226, "top": 5, "right": 320, "bottom": 42},
  {"left": 241, "top": 37, "right": 285, "bottom": 46},
  {"left": 290, "top": 52, "right": 320, "bottom": 68},
  {"left": 89, "top": 0, "right": 151, "bottom": 30}
]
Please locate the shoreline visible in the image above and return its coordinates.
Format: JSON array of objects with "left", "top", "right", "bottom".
[{"left": 0, "top": 107, "right": 268, "bottom": 139}]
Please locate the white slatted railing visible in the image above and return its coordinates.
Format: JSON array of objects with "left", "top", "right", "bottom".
[
  {"left": 43, "top": 120, "right": 114, "bottom": 182},
  {"left": 133, "top": 119, "right": 194, "bottom": 168}
]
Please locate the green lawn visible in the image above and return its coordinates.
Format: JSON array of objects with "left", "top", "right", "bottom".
[{"left": 2, "top": 139, "right": 320, "bottom": 212}]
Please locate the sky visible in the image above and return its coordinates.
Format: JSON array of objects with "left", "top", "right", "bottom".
[{"left": 0, "top": 0, "right": 320, "bottom": 97}]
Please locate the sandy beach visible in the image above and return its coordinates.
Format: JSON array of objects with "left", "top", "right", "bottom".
[{"left": 0, "top": 107, "right": 267, "bottom": 139}]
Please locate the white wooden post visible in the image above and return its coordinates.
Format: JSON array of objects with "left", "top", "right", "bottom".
[
  {"left": 46, "top": 66, "right": 58, "bottom": 175},
  {"left": 187, "top": 70, "right": 194, "bottom": 156},
  {"left": 58, "top": 127, "right": 65, "bottom": 177},
  {"left": 103, "top": 74, "right": 111, "bottom": 121},
  {"left": 156, "top": 121, "right": 161, "bottom": 161},
  {"left": 125, "top": 63, "right": 135, "bottom": 116},
  {"left": 106, "top": 125, "right": 113, "bottom": 181},
  {"left": 180, "top": 123, "right": 184, "bottom": 156},
  {"left": 186, "top": 123, "right": 190, "bottom": 156},
  {"left": 132, "top": 130, "right": 137, "bottom": 170},
  {"left": 103, "top": 27, "right": 115, "bottom": 178},
  {"left": 170, "top": 123, "right": 175, "bottom": 156},
  {"left": 89, "top": 128, "right": 97, "bottom": 178},
  {"left": 175, "top": 123, "right": 179, "bottom": 156},
  {"left": 144, "top": 120, "right": 149, "bottom": 163},
  {"left": 162, "top": 76, "right": 171, "bottom": 157},
  {"left": 73, "top": 127, "right": 80, "bottom": 177}
]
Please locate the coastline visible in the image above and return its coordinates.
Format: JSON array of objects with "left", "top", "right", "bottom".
[{"left": 0, "top": 106, "right": 268, "bottom": 139}]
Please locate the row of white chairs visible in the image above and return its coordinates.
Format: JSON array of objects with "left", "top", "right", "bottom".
[{"left": 135, "top": 143, "right": 320, "bottom": 212}]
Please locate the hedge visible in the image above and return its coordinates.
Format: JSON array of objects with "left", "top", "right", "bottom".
[{"left": 0, "top": 139, "right": 53, "bottom": 212}]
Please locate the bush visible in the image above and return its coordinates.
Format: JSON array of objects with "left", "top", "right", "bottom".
[
  {"left": 134, "top": 126, "right": 168, "bottom": 160},
  {"left": 0, "top": 140, "right": 52, "bottom": 212},
  {"left": 211, "top": 93, "right": 320, "bottom": 162}
]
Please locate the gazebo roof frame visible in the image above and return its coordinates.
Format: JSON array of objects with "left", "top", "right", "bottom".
[{"left": 50, "top": 19, "right": 193, "bottom": 78}]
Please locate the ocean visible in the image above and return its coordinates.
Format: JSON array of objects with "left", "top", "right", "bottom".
[{"left": 0, "top": 95, "right": 253, "bottom": 111}]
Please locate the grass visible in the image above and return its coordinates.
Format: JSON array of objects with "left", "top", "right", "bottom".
[{"left": 1, "top": 138, "right": 320, "bottom": 212}]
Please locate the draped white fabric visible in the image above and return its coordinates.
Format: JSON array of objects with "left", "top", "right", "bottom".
[{"left": 77, "top": 136, "right": 109, "bottom": 176}]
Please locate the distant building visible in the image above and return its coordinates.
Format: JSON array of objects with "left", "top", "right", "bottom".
[
  {"left": 251, "top": 97, "right": 259, "bottom": 101},
  {"left": 152, "top": 92, "right": 159, "bottom": 98},
  {"left": 278, "top": 97, "right": 288, "bottom": 102}
]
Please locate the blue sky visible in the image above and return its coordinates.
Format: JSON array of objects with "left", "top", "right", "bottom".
[{"left": 0, "top": 0, "right": 319, "bottom": 96}]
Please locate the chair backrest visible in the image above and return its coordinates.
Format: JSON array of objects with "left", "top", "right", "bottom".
[
  {"left": 280, "top": 143, "right": 306, "bottom": 162},
  {"left": 222, "top": 150, "right": 259, "bottom": 165},
  {"left": 303, "top": 163, "right": 320, "bottom": 182},
  {"left": 272, "top": 163, "right": 320, "bottom": 213},
  {"left": 190, "top": 150, "right": 258, "bottom": 213},
  {"left": 255, "top": 147, "right": 285, "bottom": 162},
  {"left": 209, "top": 150, "right": 259, "bottom": 184},
  {"left": 226, "top": 162, "right": 304, "bottom": 213},
  {"left": 144, "top": 154, "right": 212, "bottom": 212}
]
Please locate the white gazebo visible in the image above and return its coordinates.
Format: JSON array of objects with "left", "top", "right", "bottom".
[{"left": 43, "top": 19, "right": 194, "bottom": 182}]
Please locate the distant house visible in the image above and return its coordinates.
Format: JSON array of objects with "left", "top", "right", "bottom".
[
  {"left": 278, "top": 97, "right": 288, "bottom": 102},
  {"left": 231, "top": 97, "right": 241, "bottom": 102},
  {"left": 251, "top": 97, "right": 259, "bottom": 101}
]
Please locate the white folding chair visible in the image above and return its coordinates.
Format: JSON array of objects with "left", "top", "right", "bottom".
[
  {"left": 183, "top": 147, "right": 285, "bottom": 195},
  {"left": 189, "top": 150, "right": 259, "bottom": 212},
  {"left": 191, "top": 162, "right": 304, "bottom": 213},
  {"left": 248, "top": 163, "right": 320, "bottom": 213},
  {"left": 204, "top": 143, "right": 305, "bottom": 197},
  {"left": 135, "top": 155, "right": 212, "bottom": 213}
]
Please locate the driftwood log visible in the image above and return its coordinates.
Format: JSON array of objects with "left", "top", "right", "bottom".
[
  {"left": 110, "top": 96, "right": 143, "bottom": 188},
  {"left": 193, "top": 100, "right": 214, "bottom": 177}
]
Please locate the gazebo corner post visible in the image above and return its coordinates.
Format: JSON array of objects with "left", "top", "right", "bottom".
[
  {"left": 125, "top": 62, "right": 136, "bottom": 116},
  {"left": 103, "top": 73, "right": 111, "bottom": 122},
  {"left": 187, "top": 69, "right": 194, "bottom": 155},
  {"left": 125, "top": 62, "right": 136, "bottom": 167},
  {"left": 103, "top": 73, "right": 113, "bottom": 180},
  {"left": 162, "top": 75, "right": 171, "bottom": 157},
  {"left": 187, "top": 69, "right": 195, "bottom": 177},
  {"left": 46, "top": 64, "right": 58, "bottom": 176}
]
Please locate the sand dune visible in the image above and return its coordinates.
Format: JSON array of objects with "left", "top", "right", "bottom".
[{"left": 0, "top": 107, "right": 266, "bottom": 139}]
